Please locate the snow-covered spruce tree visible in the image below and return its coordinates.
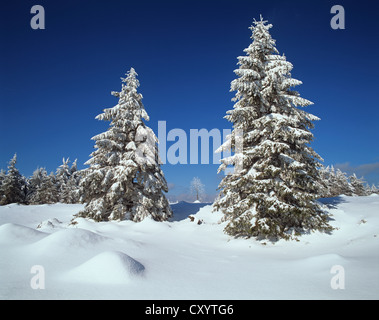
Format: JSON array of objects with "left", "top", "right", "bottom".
[
  {"left": 27, "top": 168, "right": 59, "bottom": 204},
  {"left": 57, "top": 158, "right": 81, "bottom": 203},
  {"left": 214, "top": 17, "right": 332, "bottom": 240},
  {"left": 0, "top": 169, "right": 6, "bottom": 204},
  {"left": 0, "top": 154, "right": 26, "bottom": 205},
  {"left": 333, "top": 168, "right": 353, "bottom": 196},
  {"left": 26, "top": 167, "right": 45, "bottom": 204},
  {"left": 61, "top": 175, "right": 80, "bottom": 203},
  {"left": 370, "top": 184, "right": 379, "bottom": 195},
  {"left": 55, "top": 157, "right": 71, "bottom": 201},
  {"left": 318, "top": 165, "right": 333, "bottom": 198},
  {"left": 77, "top": 68, "right": 172, "bottom": 222},
  {"left": 349, "top": 174, "right": 367, "bottom": 196},
  {"left": 320, "top": 165, "right": 353, "bottom": 197},
  {"left": 61, "top": 160, "right": 81, "bottom": 203},
  {"left": 44, "top": 172, "right": 59, "bottom": 203},
  {"left": 0, "top": 170, "right": 5, "bottom": 188}
]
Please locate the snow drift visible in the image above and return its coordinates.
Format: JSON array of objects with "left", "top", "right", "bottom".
[
  {"left": 0, "top": 196, "right": 378, "bottom": 299},
  {"left": 63, "top": 251, "right": 145, "bottom": 284},
  {"left": 0, "top": 223, "right": 46, "bottom": 245}
]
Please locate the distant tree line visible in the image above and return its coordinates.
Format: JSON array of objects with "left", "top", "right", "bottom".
[
  {"left": 0, "top": 154, "right": 377, "bottom": 207},
  {"left": 0, "top": 154, "right": 81, "bottom": 206},
  {"left": 319, "top": 165, "right": 378, "bottom": 197}
]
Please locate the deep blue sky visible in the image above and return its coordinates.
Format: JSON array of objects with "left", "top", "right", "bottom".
[{"left": 1, "top": 0, "right": 378, "bottom": 200}]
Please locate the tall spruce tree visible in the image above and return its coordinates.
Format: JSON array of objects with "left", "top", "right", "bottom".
[
  {"left": 77, "top": 68, "right": 172, "bottom": 222},
  {"left": 214, "top": 17, "right": 332, "bottom": 240}
]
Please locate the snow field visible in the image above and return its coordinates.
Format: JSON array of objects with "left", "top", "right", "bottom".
[{"left": 0, "top": 196, "right": 378, "bottom": 299}]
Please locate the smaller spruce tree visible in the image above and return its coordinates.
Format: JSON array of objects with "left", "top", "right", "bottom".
[
  {"left": 78, "top": 68, "right": 172, "bottom": 222},
  {"left": 349, "top": 174, "right": 367, "bottom": 196},
  {"left": 0, "top": 154, "right": 26, "bottom": 205},
  {"left": 27, "top": 168, "right": 59, "bottom": 204}
]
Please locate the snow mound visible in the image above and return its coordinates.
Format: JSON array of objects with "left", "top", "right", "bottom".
[
  {"left": 30, "top": 228, "right": 108, "bottom": 253},
  {"left": 0, "top": 223, "right": 47, "bottom": 244},
  {"left": 64, "top": 250, "right": 145, "bottom": 284},
  {"left": 194, "top": 204, "right": 223, "bottom": 224},
  {"left": 36, "top": 218, "right": 63, "bottom": 230}
]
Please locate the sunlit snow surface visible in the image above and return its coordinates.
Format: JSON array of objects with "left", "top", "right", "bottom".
[{"left": 0, "top": 196, "right": 378, "bottom": 299}]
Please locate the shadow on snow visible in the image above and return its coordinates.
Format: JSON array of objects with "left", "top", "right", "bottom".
[{"left": 318, "top": 196, "right": 347, "bottom": 210}]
